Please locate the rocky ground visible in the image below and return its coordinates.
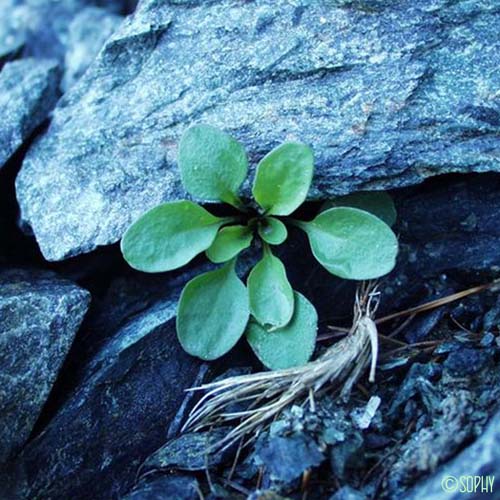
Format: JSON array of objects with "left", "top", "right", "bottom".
[{"left": 0, "top": 1, "right": 499, "bottom": 499}]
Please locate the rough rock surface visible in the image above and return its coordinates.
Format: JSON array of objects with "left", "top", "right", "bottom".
[
  {"left": 0, "top": 0, "right": 127, "bottom": 65},
  {"left": 2, "top": 265, "right": 206, "bottom": 499},
  {"left": 123, "top": 475, "right": 200, "bottom": 500},
  {"left": 16, "top": 0, "right": 500, "bottom": 260},
  {"left": 0, "top": 58, "right": 60, "bottom": 169},
  {"left": 395, "top": 174, "right": 500, "bottom": 277},
  {"left": 0, "top": 268, "right": 90, "bottom": 462},
  {"left": 0, "top": 0, "right": 25, "bottom": 64},
  {"left": 62, "top": 7, "right": 122, "bottom": 91},
  {"left": 404, "top": 409, "right": 500, "bottom": 500}
]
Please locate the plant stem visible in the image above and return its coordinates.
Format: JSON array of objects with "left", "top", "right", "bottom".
[
  {"left": 223, "top": 192, "right": 248, "bottom": 213},
  {"left": 287, "top": 218, "right": 308, "bottom": 230}
]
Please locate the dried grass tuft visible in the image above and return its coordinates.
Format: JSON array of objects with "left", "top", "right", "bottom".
[{"left": 182, "top": 281, "right": 381, "bottom": 453}]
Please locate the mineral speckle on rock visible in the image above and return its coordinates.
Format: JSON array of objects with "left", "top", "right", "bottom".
[
  {"left": 5, "top": 265, "right": 204, "bottom": 499},
  {"left": 0, "top": 0, "right": 127, "bottom": 64},
  {"left": 15, "top": 0, "right": 500, "bottom": 260},
  {"left": 0, "top": 268, "right": 90, "bottom": 462},
  {"left": 0, "top": 58, "right": 60, "bottom": 170},
  {"left": 62, "top": 7, "right": 122, "bottom": 91}
]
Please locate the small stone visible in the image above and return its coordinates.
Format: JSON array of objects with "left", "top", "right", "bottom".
[
  {"left": 123, "top": 475, "right": 200, "bottom": 500},
  {"left": 444, "top": 347, "right": 492, "bottom": 376},
  {"left": 329, "top": 432, "right": 364, "bottom": 481},
  {"left": 329, "top": 486, "right": 367, "bottom": 500},
  {"left": 351, "top": 396, "right": 381, "bottom": 430},
  {"left": 480, "top": 332, "right": 495, "bottom": 347},
  {"left": 247, "top": 491, "right": 292, "bottom": 500},
  {"left": 255, "top": 435, "right": 324, "bottom": 482},
  {"left": 322, "top": 427, "right": 346, "bottom": 445},
  {"left": 143, "top": 429, "right": 234, "bottom": 472}
]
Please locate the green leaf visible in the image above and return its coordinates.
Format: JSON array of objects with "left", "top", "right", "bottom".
[
  {"left": 321, "top": 191, "right": 397, "bottom": 227},
  {"left": 247, "top": 245, "right": 294, "bottom": 329},
  {"left": 298, "top": 207, "right": 398, "bottom": 280},
  {"left": 178, "top": 124, "right": 248, "bottom": 207},
  {"left": 177, "top": 260, "right": 249, "bottom": 360},
  {"left": 252, "top": 143, "right": 314, "bottom": 215},
  {"left": 121, "top": 201, "right": 227, "bottom": 273},
  {"left": 246, "top": 292, "right": 317, "bottom": 370},
  {"left": 257, "top": 217, "right": 288, "bottom": 245},
  {"left": 206, "top": 225, "right": 253, "bottom": 263}
]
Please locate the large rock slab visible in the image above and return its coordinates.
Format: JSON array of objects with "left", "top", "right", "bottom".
[
  {"left": 0, "top": 58, "right": 60, "bottom": 169},
  {"left": 16, "top": 0, "right": 500, "bottom": 261},
  {"left": 2, "top": 265, "right": 206, "bottom": 499},
  {"left": 0, "top": 268, "right": 90, "bottom": 462}
]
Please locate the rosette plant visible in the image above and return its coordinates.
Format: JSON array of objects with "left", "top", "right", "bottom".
[{"left": 121, "top": 125, "right": 398, "bottom": 370}]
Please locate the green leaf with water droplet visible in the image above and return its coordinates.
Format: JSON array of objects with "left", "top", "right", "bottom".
[
  {"left": 246, "top": 292, "right": 317, "bottom": 370},
  {"left": 206, "top": 225, "right": 253, "bottom": 263},
  {"left": 298, "top": 207, "right": 398, "bottom": 280},
  {"left": 321, "top": 191, "right": 397, "bottom": 227},
  {"left": 121, "top": 201, "right": 226, "bottom": 273},
  {"left": 258, "top": 217, "right": 288, "bottom": 245},
  {"left": 179, "top": 124, "right": 248, "bottom": 208},
  {"left": 247, "top": 245, "right": 294, "bottom": 328},
  {"left": 252, "top": 143, "right": 314, "bottom": 215},
  {"left": 177, "top": 260, "right": 250, "bottom": 360}
]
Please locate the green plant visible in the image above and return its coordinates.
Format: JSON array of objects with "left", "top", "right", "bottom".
[{"left": 121, "top": 125, "right": 398, "bottom": 370}]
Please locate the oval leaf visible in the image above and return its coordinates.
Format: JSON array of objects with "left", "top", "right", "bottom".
[
  {"left": 299, "top": 207, "right": 398, "bottom": 280},
  {"left": 252, "top": 143, "right": 313, "bottom": 215},
  {"left": 121, "top": 201, "right": 225, "bottom": 273},
  {"left": 258, "top": 217, "right": 288, "bottom": 245},
  {"left": 206, "top": 225, "right": 253, "bottom": 263},
  {"left": 179, "top": 124, "right": 248, "bottom": 207},
  {"left": 246, "top": 292, "right": 317, "bottom": 370},
  {"left": 247, "top": 246, "right": 294, "bottom": 328},
  {"left": 321, "top": 191, "right": 397, "bottom": 227},
  {"left": 177, "top": 260, "right": 250, "bottom": 360}
]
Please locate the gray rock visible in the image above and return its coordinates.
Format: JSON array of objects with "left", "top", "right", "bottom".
[
  {"left": 404, "top": 409, "right": 500, "bottom": 500},
  {"left": 0, "top": 0, "right": 25, "bottom": 64},
  {"left": 444, "top": 347, "right": 493, "bottom": 376},
  {"left": 329, "top": 486, "right": 367, "bottom": 500},
  {"left": 15, "top": 0, "right": 500, "bottom": 261},
  {"left": 2, "top": 265, "right": 205, "bottom": 499},
  {"left": 0, "top": 268, "right": 90, "bottom": 462},
  {"left": 395, "top": 175, "right": 500, "bottom": 277},
  {"left": 255, "top": 434, "right": 324, "bottom": 482},
  {"left": 142, "top": 428, "right": 234, "bottom": 472},
  {"left": 0, "top": 58, "right": 60, "bottom": 169},
  {"left": 0, "top": 0, "right": 126, "bottom": 65},
  {"left": 329, "top": 431, "right": 364, "bottom": 482},
  {"left": 62, "top": 7, "right": 122, "bottom": 91},
  {"left": 123, "top": 475, "right": 200, "bottom": 500},
  {"left": 247, "top": 492, "right": 292, "bottom": 500}
]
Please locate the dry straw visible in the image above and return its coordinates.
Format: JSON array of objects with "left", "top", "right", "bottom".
[{"left": 182, "top": 281, "right": 381, "bottom": 453}]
